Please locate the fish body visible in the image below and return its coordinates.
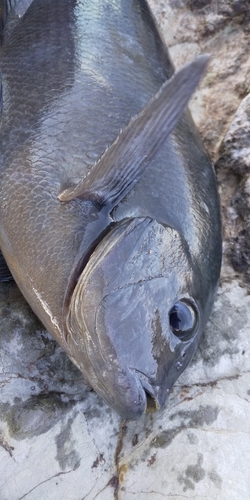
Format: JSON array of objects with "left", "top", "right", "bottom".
[{"left": 0, "top": 0, "right": 221, "bottom": 419}]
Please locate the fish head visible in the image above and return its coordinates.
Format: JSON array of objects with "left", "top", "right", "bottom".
[{"left": 66, "top": 217, "right": 210, "bottom": 419}]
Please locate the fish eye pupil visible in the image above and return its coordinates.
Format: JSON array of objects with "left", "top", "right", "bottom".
[{"left": 169, "top": 301, "right": 196, "bottom": 339}]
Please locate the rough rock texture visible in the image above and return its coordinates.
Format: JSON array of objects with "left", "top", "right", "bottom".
[
  {"left": 1, "top": 1, "right": 250, "bottom": 499},
  {"left": 217, "top": 94, "right": 250, "bottom": 285}
]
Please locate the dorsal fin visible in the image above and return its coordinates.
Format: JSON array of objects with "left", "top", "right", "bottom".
[{"left": 58, "top": 55, "right": 210, "bottom": 207}]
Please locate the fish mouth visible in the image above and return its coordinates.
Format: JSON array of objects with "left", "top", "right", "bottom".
[
  {"left": 131, "top": 370, "right": 165, "bottom": 414},
  {"left": 110, "top": 370, "right": 161, "bottom": 419},
  {"left": 145, "top": 390, "right": 159, "bottom": 413}
]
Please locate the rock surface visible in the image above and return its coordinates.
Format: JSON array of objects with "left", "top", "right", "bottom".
[{"left": 1, "top": 1, "right": 250, "bottom": 499}]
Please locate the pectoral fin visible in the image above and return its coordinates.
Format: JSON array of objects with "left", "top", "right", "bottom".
[
  {"left": 13, "top": 0, "right": 34, "bottom": 17},
  {"left": 1, "top": 0, "right": 34, "bottom": 36},
  {"left": 58, "top": 55, "right": 209, "bottom": 208}
]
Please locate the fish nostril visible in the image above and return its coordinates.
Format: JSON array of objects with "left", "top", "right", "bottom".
[{"left": 145, "top": 390, "right": 159, "bottom": 413}]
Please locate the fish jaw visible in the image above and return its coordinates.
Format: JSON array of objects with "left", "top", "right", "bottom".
[
  {"left": 64, "top": 217, "right": 204, "bottom": 418},
  {"left": 68, "top": 355, "right": 147, "bottom": 420}
]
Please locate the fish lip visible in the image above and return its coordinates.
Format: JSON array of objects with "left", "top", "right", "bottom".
[
  {"left": 110, "top": 369, "right": 148, "bottom": 420},
  {"left": 131, "top": 369, "right": 163, "bottom": 413}
]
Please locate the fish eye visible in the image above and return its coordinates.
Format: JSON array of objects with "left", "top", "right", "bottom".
[{"left": 169, "top": 300, "right": 197, "bottom": 340}]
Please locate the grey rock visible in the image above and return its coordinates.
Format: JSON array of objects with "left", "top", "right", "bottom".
[{"left": 217, "top": 94, "right": 250, "bottom": 284}]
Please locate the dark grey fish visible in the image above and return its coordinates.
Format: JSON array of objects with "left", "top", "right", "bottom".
[{"left": 0, "top": 0, "right": 221, "bottom": 419}]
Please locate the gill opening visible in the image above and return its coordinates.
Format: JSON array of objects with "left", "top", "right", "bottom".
[{"left": 62, "top": 220, "right": 115, "bottom": 338}]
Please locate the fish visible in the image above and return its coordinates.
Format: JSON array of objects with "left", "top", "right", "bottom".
[{"left": 0, "top": 0, "right": 221, "bottom": 419}]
